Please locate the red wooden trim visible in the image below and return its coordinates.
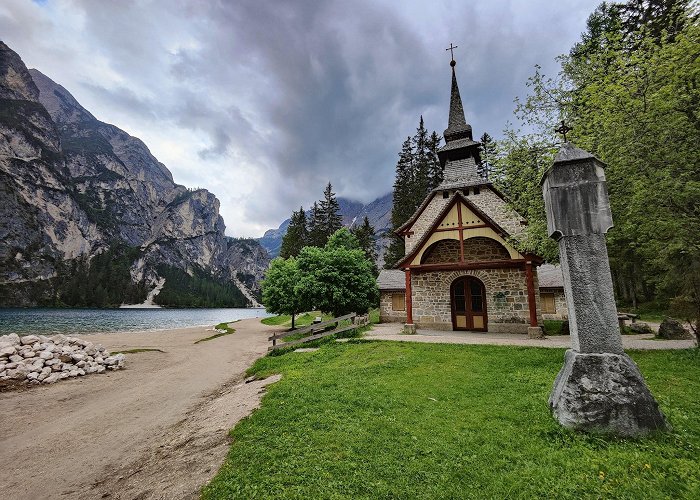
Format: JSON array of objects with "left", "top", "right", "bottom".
[
  {"left": 405, "top": 269, "right": 413, "bottom": 325},
  {"left": 409, "top": 260, "right": 526, "bottom": 273},
  {"left": 457, "top": 202, "right": 465, "bottom": 263},
  {"left": 525, "top": 261, "right": 538, "bottom": 327}
]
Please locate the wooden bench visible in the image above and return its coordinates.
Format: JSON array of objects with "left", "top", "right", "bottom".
[
  {"left": 268, "top": 313, "right": 357, "bottom": 351},
  {"left": 617, "top": 312, "right": 640, "bottom": 330}
]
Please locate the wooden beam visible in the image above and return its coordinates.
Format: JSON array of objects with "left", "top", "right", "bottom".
[
  {"left": 432, "top": 224, "right": 490, "bottom": 233},
  {"left": 457, "top": 201, "right": 465, "bottom": 263},
  {"left": 405, "top": 269, "right": 413, "bottom": 325},
  {"left": 525, "top": 261, "right": 538, "bottom": 327},
  {"left": 268, "top": 324, "right": 359, "bottom": 351},
  {"left": 409, "top": 260, "right": 526, "bottom": 273}
]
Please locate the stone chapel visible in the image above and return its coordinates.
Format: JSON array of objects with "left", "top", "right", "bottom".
[{"left": 378, "top": 57, "right": 559, "bottom": 336}]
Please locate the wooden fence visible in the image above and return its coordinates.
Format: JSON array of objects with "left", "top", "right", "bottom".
[{"left": 268, "top": 313, "right": 358, "bottom": 351}]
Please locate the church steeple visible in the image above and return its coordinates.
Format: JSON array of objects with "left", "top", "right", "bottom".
[
  {"left": 437, "top": 52, "right": 483, "bottom": 189},
  {"left": 444, "top": 60, "right": 473, "bottom": 143}
]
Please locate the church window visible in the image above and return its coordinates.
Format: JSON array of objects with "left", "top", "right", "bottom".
[
  {"left": 443, "top": 191, "right": 449, "bottom": 199},
  {"left": 541, "top": 293, "right": 556, "bottom": 313},
  {"left": 392, "top": 293, "right": 405, "bottom": 311},
  {"left": 473, "top": 187, "right": 480, "bottom": 195}
]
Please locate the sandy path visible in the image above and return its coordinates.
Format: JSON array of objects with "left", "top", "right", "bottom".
[{"left": 0, "top": 318, "right": 281, "bottom": 499}]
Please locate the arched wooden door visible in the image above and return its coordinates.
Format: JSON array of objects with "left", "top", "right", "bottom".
[{"left": 450, "top": 277, "right": 487, "bottom": 331}]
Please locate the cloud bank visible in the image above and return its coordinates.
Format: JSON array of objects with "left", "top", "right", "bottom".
[{"left": 1, "top": 0, "right": 599, "bottom": 236}]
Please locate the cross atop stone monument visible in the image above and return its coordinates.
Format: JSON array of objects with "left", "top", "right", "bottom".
[
  {"left": 541, "top": 142, "right": 669, "bottom": 437},
  {"left": 554, "top": 120, "right": 572, "bottom": 142}
]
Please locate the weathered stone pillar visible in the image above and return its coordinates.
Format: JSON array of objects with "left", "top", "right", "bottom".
[{"left": 541, "top": 143, "right": 669, "bottom": 437}]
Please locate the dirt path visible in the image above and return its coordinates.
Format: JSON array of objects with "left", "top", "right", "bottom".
[{"left": 0, "top": 318, "right": 281, "bottom": 499}]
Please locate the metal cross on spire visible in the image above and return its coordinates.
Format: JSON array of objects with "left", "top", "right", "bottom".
[
  {"left": 446, "top": 43, "right": 459, "bottom": 63},
  {"left": 555, "top": 120, "right": 573, "bottom": 142}
]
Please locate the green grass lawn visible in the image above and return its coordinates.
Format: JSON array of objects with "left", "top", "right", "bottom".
[{"left": 203, "top": 342, "right": 700, "bottom": 499}]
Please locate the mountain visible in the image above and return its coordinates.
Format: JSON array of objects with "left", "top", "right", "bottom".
[
  {"left": 0, "top": 42, "right": 269, "bottom": 307},
  {"left": 259, "top": 191, "right": 394, "bottom": 265}
]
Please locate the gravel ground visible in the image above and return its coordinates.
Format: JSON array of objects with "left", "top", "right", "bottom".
[{"left": 365, "top": 323, "right": 697, "bottom": 350}]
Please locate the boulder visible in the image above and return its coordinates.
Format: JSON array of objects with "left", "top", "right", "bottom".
[
  {"left": 1, "top": 333, "right": 20, "bottom": 345},
  {"left": 628, "top": 322, "right": 653, "bottom": 335},
  {"left": 22, "top": 351, "right": 36, "bottom": 358},
  {"left": 58, "top": 353, "right": 73, "bottom": 363},
  {"left": 0, "top": 345, "right": 16, "bottom": 356},
  {"left": 550, "top": 350, "right": 670, "bottom": 437},
  {"left": 20, "top": 335, "right": 40, "bottom": 345},
  {"left": 39, "top": 350, "right": 53, "bottom": 360},
  {"left": 658, "top": 318, "right": 693, "bottom": 340},
  {"left": 43, "top": 374, "right": 59, "bottom": 384},
  {"left": 9, "top": 354, "right": 23, "bottom": 363}
]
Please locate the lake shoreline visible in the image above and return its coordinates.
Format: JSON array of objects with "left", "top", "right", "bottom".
[{"left": 0, "top": 307, "right": 271, "bottom": 336}]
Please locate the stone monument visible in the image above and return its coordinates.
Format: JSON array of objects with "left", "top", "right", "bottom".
[{"left": 541, "top": 141, "right": 670, "bottom": 437}]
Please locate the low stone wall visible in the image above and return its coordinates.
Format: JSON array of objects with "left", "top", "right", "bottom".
[
  {"left": 379, "top": 291, "right": 407, "bottom": 323},
  {"left": 410, "top": 268, "right": 542, "bottom": 333},
  {"left": 0, "top": 333, "right": 125, "bottom": 385}
]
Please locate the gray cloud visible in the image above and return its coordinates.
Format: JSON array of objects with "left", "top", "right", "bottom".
[{"left": 0, "top": 0, "right": 600, "bottom": 235}]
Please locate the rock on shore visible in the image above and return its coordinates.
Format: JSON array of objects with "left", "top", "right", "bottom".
[{"left": 0, "top": 333, "right": 124, "bottom": 385}]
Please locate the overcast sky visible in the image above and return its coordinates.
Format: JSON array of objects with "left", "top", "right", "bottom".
[{"left": 1, "top": 0, "right": 600, "bottom": 237}]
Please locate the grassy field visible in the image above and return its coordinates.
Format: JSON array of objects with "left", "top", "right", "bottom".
[{"left": 203, "top": 342, "right": 700, "bottom": 499}]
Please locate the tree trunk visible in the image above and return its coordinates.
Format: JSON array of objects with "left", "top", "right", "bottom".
[{"left": 292, "top": 313, "right": 296, "bottom": 330}]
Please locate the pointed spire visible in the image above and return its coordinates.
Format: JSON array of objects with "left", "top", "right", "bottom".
[{"left": 443, "top": 59, "right": 472, "bottom": 143}]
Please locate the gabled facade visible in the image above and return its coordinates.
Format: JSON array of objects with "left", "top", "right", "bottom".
[{"left": 380, "top": 57, "right": 545, "bottom": 336}]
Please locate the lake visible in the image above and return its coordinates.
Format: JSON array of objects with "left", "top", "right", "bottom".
[{"left": 0, "top": 308, "right": 272, "bottom": 336}]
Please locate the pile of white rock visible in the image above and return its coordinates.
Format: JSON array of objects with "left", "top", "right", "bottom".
[{"left": 0, "top": 333, "right": 125, "bottom": 385}]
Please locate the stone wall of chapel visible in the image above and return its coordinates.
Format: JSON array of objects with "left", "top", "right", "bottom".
[
  {"left": 541, "top": 288, "right": 569, "bottom": 320},
  {"left": 410, "top": 268, "right": 542, "bottom": 333},
  {"left": 463, "top": 237, "right": 511, "bottom": 262},
  {"left": 422, "top": 239, "right": 460, "bottom": 264},
  {"left": 404, "top": 195, "right": 450, "bottom": 254},
  {"left": 379, "top": 291, "right": 407, "bottom": 323},
  {"left": 421, "top": 237, "right": 512, "bottom": 264},
  {"left": 468, "top": 188, "right": 525, "bottom": 238}
]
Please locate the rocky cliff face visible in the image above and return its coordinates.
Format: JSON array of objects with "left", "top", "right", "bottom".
[{"left": 0, "top": 42, "right": 269, "bottom": 306}]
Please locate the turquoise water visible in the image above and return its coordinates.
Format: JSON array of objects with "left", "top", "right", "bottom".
[{"left": 0, "top": 308, "right": 272, "bottom": 336}]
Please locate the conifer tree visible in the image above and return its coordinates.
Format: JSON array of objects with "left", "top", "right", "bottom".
[
  {"left": 478, "top": 132, "right": 496, "bottom": 180},
  {"left": 317, "top": 182, "right": 343, "bottom": 245},
  {"left": 307, "top": 201, "right": 324, "bottom": 247},
  {"left": 351, "top": 216, "right": 379, "bottom": 275},
  {"left": 412, "top": 116, "right": 431, "bottom": 207},
  {"left": 280, "top": 207, "right": 308, "bottom": 258},
  {"left": 427, "top": 131, "right": 443, "bottom": 190},
  {"left": 385, "top": 136, "right": 414, "bottom": 268}
]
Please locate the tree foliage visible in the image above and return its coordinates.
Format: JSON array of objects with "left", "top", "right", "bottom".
[
  {"left": 496, "top": 0, "right": 700, "bottom": 330},
  {"left": 261, "top": 256, "right": 309, "bottom": 328},
  {"left": 351, "top": 216, "right": 379, "bottom": 276},
  {"left": 262, "top": 229, "right": 378, "bottom": 320},
  {"left": 280, "top": 207, "right": 308, "bottom": 258},
  {"left": 385, "top": 117, "right": 443, "bottom": 268}
]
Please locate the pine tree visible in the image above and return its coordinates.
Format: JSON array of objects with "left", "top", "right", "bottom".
[
  {"left": 478, "top": 132, "right": 496, "bottom": 180},
  {"left": 280, "top": 207, "right": 308, "bottom": 258},
  {"left": 427, "top": 131, "right": 443, "bottom": 190},
  {"left": 412, "top": 116, "right": 430, "bottom": 208},
  {"left": 351, "top": 216, "right": 379, "bottom": 275},
  {"left": 385, "top": 137, "right": 414, "bottom": 268},
  {"left": 307, "top": 201, "right": 324, "bottom": 247},
  {"left": 317, "top": 182, "right": 343, "bottom": 245}
]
